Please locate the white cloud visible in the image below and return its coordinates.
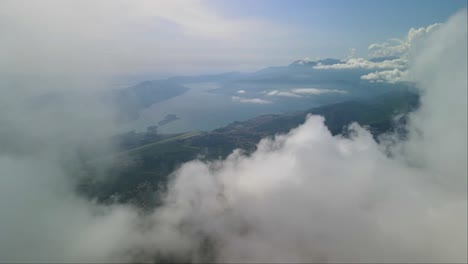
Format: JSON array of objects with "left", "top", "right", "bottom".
[
  {"left": 266, "top": 90, "right": 302, "bottom": 98},
  {"left": 146, "top": 11, "right": 467, "bottom": 262},
  {"left": 237, "top": 90, "right": 246, "bottom": 94},
  {"left": 232, "top": 96, "right": 272, "bottom": 104},
  {"left": 368, "top": 23, "right": 442, "bottom": 58},
  {"left": 314, "top": 57, "right": 407, "bottom": 70},
  {"left": 292, "top": 88, "right": 347, "bottom": 95},
  {"left": 315, "top": 22, "right": 442, "bottom": 84},
  {"left": 158, "top": 112, "right": 466, "bottom": 262},
  {"left": 359, "top": 22, "right": 440, "bottom": 83},
  {"left": 360, "top": 69, "right": 409, "bottom": 83}
]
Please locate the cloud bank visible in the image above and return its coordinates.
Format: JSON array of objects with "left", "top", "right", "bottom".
[
  {"left": 360, "top": 69, "right": 409, "bottom": 83},
  {"left": 314, "top": 57, "right": 407, "bottom": 70},
  {"left": 368, "top": 23, "right": 441, "bottom": 58},
  {"left": 315, "top": 22, "right": 444, "bottom": 84},
  {"left": 143, "top": 9, "right": 468, "bottom": 262}
]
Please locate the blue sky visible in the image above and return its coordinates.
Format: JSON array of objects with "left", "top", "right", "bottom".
[{"left": 207, "top": 0, "right": 467, "bottom": 59}]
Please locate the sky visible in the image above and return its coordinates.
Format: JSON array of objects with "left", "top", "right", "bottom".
[
  {"left": 0, "top": 0, "right": 466, "bottom": 76},
  {"left": 1, "top": 0, "right": 466, "bottom": 77},
  {"left": 209, "top": 0, "right": 467, "bottom": 56},
  {"left": 211, "top": 0, "right": 467, "bottom": 38}
]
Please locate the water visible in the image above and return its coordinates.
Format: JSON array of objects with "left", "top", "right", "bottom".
[{"left": 125, "top": 82, "right": 324, "bottom": 133}]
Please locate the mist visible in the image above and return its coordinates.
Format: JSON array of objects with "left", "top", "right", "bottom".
[{"left": 0, "top": 2, "right": 466, "bottom": 263}]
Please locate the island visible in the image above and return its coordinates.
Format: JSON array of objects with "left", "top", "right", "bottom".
[{"left": 158, "top": 114, "right": 180, "bottom": 126}]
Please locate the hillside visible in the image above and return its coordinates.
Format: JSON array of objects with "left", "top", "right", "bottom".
[
  {"left": 104, "top": 80, "right": 190, "bottom": 121},
  {"left": 79, "top": 90, "right": 419, "bottom": 207}
]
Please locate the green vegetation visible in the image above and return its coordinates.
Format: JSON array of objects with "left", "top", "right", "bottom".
[
  {"left": 106, "top": 80, "right": 189, "bottom": 121},
  {"left": 79, "top": 90, "right": 419, "bottom": 207}
]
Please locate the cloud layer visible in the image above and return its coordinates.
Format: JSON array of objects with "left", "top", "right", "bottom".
[{"left": 368, "top": 23, "right": 441, "bottom": 58}]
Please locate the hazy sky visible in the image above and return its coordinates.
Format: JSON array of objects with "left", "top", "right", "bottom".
[{"left": 1, "top": 0, "right": 466, "bottom": 76}]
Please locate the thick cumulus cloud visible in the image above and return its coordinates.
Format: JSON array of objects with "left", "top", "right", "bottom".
[
  {"left": 402, "top": 9, "right": 467, "bottom": 195},
  {"left": 316, "top": 22, "right": 444, "bottom": 83},
  {"left": 360, "top": 68, "right": 408, "bottom": 83},
  {"left": 157, "top": 117, "right": 465, "bottom": 263},
  {"left": 145, "top": 9, "right": 467, "bottom": 263},
  {"left": 0, "top": 4, "right": 466, "bottom": 264},
  {"left": 368, "top": 23, "right": 441, "bottom": 58}
]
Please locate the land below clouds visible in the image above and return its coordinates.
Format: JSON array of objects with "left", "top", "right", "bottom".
[{"left": 79, "top": 89, "right": 418, "bottom": 207}]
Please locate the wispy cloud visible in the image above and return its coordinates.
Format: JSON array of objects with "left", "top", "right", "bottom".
[
  {"left": 266, "top": 90, "right": 302, "bottom": 98},
  {"left": 361, "top": 69, "right": 409, "bottom": 83},
  {"left": 292, "top": 88, "right": 347, "bottom": 95},
  {"left": 232, "top": 96, "right": 272, "bottom": 104},
  {"left": 314, "top": 58, "right": 407, "bottom": 70},
  {"left": 265, "top": 88, "right": 347, "bottom": 98}
]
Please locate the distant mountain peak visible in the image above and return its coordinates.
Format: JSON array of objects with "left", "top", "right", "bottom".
[{"left": 289, "top": 58, "right": 342, "bottom": 67}]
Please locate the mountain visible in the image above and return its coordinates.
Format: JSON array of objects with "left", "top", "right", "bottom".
[
  {"left": 167, "top": 71, "right": 246, "bottom": 83},
  {"left": 104, "top": 80, "right": 189, "bottom": 121},
  {"left": 105, "top": 57, "right": 407, "bottom": 123}
]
